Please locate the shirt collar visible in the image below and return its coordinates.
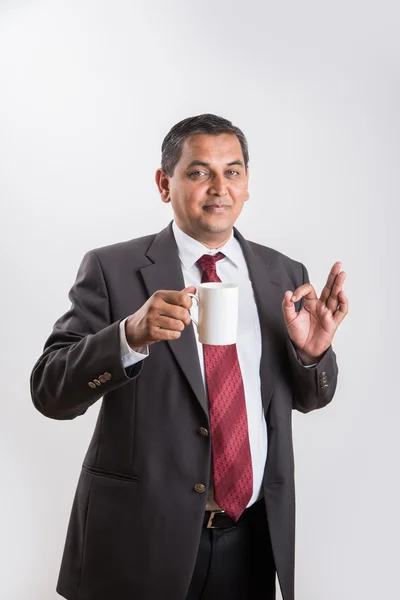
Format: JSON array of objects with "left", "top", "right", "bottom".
[{"left": 172, "top": 220, "right": 243, "bottom": 271}]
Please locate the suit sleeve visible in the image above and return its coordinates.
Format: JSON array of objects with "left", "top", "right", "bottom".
[
  {"left": 287, "top": 263, "right": 339, "bottom": 414},
  {"left": 30, "top": 250, "right": 143, "bottom": 420}
]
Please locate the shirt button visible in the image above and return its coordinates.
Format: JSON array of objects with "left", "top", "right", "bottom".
[
  {"left": 93, "top": 379, "right": 101, "bottom": 386},
  {"left": 88, "top": 382, "right": 96, "bottom": 389},
  {"left": 98, "top": 375, "right": 107, "bottom": 384},
  {"left": 103, "top": 372, "right": 112, "bottom": 381},
  {"left": 198, "top": 427, "right": 209, "bottom": 437},
  {"left": 194, "top": 483, "right": 206, "bottom": 494}
]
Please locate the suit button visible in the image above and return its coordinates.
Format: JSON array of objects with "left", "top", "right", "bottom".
[
  {"left": 103, "top": 372, "right": 112, "bottom": 381},
  {"left": 319, "top": 372, "right": 328, "bottom": 388},
  {"left": 98, "top": 375, "right": 107, "bottom": 384},
  {"left": 88, "top": 382, "right": 96, "bottom": 389},
  {"left": 198, "top": 427, "right": 209, "bottom": 437},
  {"left": 194, "top": 483, "right": 206, "bottom": 494},
  {"left": 93, "top": 379, "right": 101, "bottom": 386}
]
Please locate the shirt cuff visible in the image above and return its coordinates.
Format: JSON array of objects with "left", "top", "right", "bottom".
[{"left": 119, "top": 318, "right": 149, "bottom": 368}]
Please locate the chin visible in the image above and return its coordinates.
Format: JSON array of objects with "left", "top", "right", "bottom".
[
  {"left": 202, "top": 221, "right": 231, "bottom": 234},
  {"left": 202, "top": 215, "right": 233, "bottom": 229}
]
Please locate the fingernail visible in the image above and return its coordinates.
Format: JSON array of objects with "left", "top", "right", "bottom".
[{"left": 291, "top": 295, "right": 296, "bottom": 302}]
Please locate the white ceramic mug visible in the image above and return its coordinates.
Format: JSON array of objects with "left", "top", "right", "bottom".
[{"left": 187, "top": 283, "right": 239, "bottom": 345}]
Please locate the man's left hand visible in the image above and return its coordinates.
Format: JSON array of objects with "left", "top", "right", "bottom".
[{"left": 282, "top": 262, "right": 348, "bottom": 365}]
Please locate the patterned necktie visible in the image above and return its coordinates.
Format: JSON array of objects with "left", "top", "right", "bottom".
[{"left": 197, "top": 252, "right": 253, "bottom": 522}]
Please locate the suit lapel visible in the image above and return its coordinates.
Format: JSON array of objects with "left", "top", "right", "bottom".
[
  {"left": 234, "top": 228, "right": 284, "bottom": 415},
  {"left": 139, "top": 223, "right": 207, "bottom": 415}
]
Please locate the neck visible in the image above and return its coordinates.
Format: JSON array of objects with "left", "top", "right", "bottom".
[
  {"left": 201, "top": 236, "right": 231, "bottom": 249},
  {"left": 174, "top": 222, "right": 233, "bottom": 249}
]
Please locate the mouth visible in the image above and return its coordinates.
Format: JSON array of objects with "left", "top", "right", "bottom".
[{"left": 203, "top": 205, "right": 230, "bottom": 213}]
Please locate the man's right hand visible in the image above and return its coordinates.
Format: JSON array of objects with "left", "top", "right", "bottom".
[{"left": 125, "top": 286, "right": 196, "bottom": 349}]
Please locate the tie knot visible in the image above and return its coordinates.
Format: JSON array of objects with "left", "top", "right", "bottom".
[{"left": 197, "top": 252, "right": 225, "bottom": 283}]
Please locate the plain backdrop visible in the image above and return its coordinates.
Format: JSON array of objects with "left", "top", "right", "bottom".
[{"left": 0, "top": 1, "right": 398, "bottom": 598}]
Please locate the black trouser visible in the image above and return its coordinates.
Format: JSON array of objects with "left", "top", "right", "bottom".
[{"left": 186, "top": 499, "right": 276, "bottom": 600}]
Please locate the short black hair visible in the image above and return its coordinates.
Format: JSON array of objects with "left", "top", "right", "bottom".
[{"left": 161, "top": 113, "right": 249, "bottom": 176}]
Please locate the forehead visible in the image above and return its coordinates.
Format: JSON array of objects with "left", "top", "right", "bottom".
[{"left": 178, "top": 133, "right": 244, "bottom": 166}]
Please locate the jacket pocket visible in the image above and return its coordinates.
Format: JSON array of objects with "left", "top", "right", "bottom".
[{"left": 82, "top": 464, "right": 139, "bottom": 483}]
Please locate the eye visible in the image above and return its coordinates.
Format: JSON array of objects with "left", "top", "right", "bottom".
[
  {"left": 189, "top": 170, "right": 208, "bottom": 179},
  {"left": 227, "top": 170, "right": 240, "bottom": 176}
]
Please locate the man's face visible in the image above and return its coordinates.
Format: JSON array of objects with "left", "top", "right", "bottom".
[{"left": 156, "top": 133, "right": 249, "bottom": 247}]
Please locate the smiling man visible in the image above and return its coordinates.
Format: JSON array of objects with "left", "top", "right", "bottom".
[
  {"left": 156, "top": 132, "right": 249, "bottom": 247},
  {"left": 30, "top": 113, "right": 348, "bottom": 600}
]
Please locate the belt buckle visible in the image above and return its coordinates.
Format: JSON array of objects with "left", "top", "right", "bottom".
[{"left": 206, "top": 510, "right": 220, "bottom": 528}]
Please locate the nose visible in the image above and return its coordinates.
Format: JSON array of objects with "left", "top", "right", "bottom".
[{"left": 208, "top": 174, "right": 228, "bottom": 197}]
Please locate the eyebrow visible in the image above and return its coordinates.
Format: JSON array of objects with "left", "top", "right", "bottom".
[{"left": 185, "top": 160, "right": 245, "bottom": 169}]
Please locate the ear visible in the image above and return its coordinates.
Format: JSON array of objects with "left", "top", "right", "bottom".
[{"left": 155, "top": 169, "right": 171, "bottom": 203}]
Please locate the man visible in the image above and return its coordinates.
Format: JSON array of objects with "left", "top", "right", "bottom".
[{"left": 30, "top": 113, "right": 348, "bottom": 600}]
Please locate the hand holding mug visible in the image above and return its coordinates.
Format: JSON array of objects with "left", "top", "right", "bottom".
[{"left": 125, "top": 287, "right": 196, "bottom": 348}]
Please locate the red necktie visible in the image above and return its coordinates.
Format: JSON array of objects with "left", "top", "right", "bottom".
[{"left": 197, "top": 253, "right": 253, "bottom": 522}]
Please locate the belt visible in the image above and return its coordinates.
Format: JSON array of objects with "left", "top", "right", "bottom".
[
  {"left": 203, "top": 498, "right": 264, "bottom": 529},
  {"left": 203, "top": 510, "right": 235, "bottom": 528}
]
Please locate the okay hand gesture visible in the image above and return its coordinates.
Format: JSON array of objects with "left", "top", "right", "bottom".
[{"left": 282, "top": 262, "right": 348, "bottom": 364}]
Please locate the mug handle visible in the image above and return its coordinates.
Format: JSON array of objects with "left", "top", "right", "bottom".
[{"left": 186, "top": 293, "right": 199, "bottom": 328}]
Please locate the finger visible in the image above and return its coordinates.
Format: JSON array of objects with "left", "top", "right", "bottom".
[
  {"left": 326, "top": 271, "right": 346, "bottom": 313},
  {"left": 148, "top": 326, "right": 183, "bottom": 342},
  {"left": 156, "top": 301, "right": 192, "bottom": 326},
  {"left": 320, "top": 262, "right": 343, "bottom": 304},
  {"left": 154, "top": 315, "right": 186, "bottom": 333},
  {"left": 291, "top": 283, "right": 317, "bottom": 304},
  {"left": 332, "top": 290, "right": 349, "bottom": 326},
  {"left": 179, "top": 286, "right": 197, "bottom": 310},
  {"left": 153, "top": 289, "right": 185, "bottom": 304},
  {"left": 152, "top": 290, "right": 192, "bottom": 323},
  {"left": 154, "top": 288, "right": 195, "bottom": 310},
  {"left": 282, "top": 290, "right": 298, "bottom": 323}
]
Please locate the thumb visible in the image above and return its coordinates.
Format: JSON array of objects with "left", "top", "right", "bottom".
[
  {"left": 181, "top": 286, "right": 197, "bottom": 310},
  {"left": 282, "top": 290, "right": 297, "bottom": 324}
]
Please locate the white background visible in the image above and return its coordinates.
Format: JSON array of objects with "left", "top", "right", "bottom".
[{"left": 0, "top": 1, "right": 398, "bottom": 598}]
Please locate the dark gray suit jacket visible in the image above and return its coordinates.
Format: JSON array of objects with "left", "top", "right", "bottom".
[{"left": 30, "top": 222, "right": 338, "bottom": 600}]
